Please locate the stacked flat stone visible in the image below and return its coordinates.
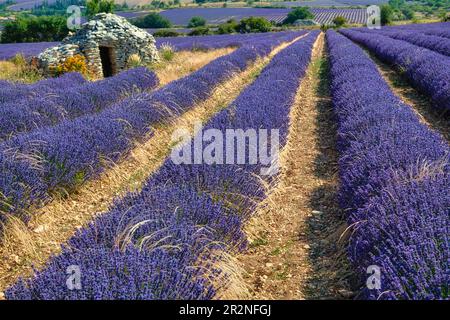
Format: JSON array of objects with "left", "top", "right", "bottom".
[{"left": 38, "top": 13, "right": 159, "bottom": 77}]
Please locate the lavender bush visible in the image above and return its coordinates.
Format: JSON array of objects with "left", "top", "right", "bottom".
[
  {"left": 155, "top": 31, "right": 298, "bottom": 51},
  {"left": 0, "top": 72, "right": 86, "bottom": 104},
  {"left": 341, "top": 28, "right": 450, "bottom": 112},
  {"left": 354, "top": 28, "right": 450, "bottom": 57},
  {"left": 0, "top": 31, "right": 303, "bottom": 222},
  {"left": 0, "top": 41, "right": 58, "bottom": 60},
  {"left": 6, "top": 30, "right": 319, "bottom": 300},
  {"left": 381, "top": 22, "right": 450, "bottom": 40},
  {"left": 0, "top": 67, "right": 159, "bottom": 141},
  {"left": 327, "top": 30, "right": 449, "bottom": 300}
]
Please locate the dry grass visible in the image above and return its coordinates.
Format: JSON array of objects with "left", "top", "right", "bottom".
[
  {"left": 231, "top": 33, "right": 353, "bottom": 300},
  {"left": 152, "top": 48, "right": 235, "bottom": 86},
  {"left": 0, "top": 60, "right": 42, "bottom": 83},
  {"left": 0, "top": 61, "right": 18, "bottom": 79},
  {"left": 0, "top": 39, "right": 298, "bottom": 296}
]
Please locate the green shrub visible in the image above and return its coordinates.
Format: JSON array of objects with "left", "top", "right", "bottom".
[
  {"left": 283, "top": 7, "right": 314, "bottom": 25},
  {"left": 236, "top": 16, "right": 272, "bottom": 33},
  {"left": 188, "top": 16, "right": 206, "bottom": 28},
  {"left": 1, "top": 15, "right": 69, "bottom": 43},
  {"left": 380, "top": 4, "right": 394, "bottom": 25},
  {"left": 153, "top": 29, "right": 181, "bottom": 37},
  {"left": 159, "top": 44, "right": 175, "bottom": 61},
  {"left": 188, "top": 26, "right": 210, "bottom": 36},
  {"left": 333, "top": 16, "right": 347, "bottom": 27},
  {"left": 320, "top": 24, "right": 332, "bottom": 32},
  {"left": 401, "top": 8, "right": 415, "bottom": 20},
  {"left": 439, "top": 11, "right": 450, "bottom": 22},
  {"left": 86, "top": 0, "right": 114, "bottom": 18},
  {"left": 133, "top": 13, "right": 172, "bottom": 28},
  {"left": 217, "top": 19, "right": 238, "bottom": 34}
]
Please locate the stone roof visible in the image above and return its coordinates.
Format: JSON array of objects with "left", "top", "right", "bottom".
[
  {"left": 63, "top": 13, "right": 155, "bottom": 49},
  {"left": 38, "top": 13, "right": 159, "bottom": 77}
]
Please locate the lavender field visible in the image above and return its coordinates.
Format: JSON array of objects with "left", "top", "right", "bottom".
[
  {"left": 0, "top": 22, "right": 448, "bottom": 303},
  {"left": 2, "top": 0, "right": 387, "bottom": 11},
  {"left": 121, "top": 7, "right": 369, "bottom": 25}
]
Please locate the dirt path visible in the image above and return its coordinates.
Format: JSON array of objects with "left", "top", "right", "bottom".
[
  {"left": 233, "top": 33, "right": 353, "bottom": 300},
  {"left": 0, "top": 38, "right": 303, "bottom": 297},
  {"left": 366, "top": 51, "right": 449, "bottom": 142}
]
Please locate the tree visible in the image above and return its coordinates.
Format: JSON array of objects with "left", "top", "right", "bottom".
[
  {"left": 133, "top": 13, "right": 172, "bottom": 28},
  {"left": 217, "top": 19, "right": 238, "bottom": 34},
  {"left": 86, "top": 0, "right": 114, "bottom": 18},
  {"left": 153, "top": 29, "right": 181, "bottom": 37},
  {"left": 237, "top": 17, "right": 272, "bottom": 33},
  {"left": 438, "top": 10, "right": 450, "bottom": 22},
  {"left": 1, "top": 15, "right": 69, "bottom": 43},
  {"left": 401, "top": 7, "right": 415, "bottom": 20},
  {"left": 333, "top": 16, "right": 346, "bottom": 27},
  {"left": 188, "top": 26, "right": 210, "bottom": 36},
  {"left": 380, "top": 4, "right": 394, "bottom": 25},
  {"left": 194, "top": 0, "right": 206, "bottom": 4},
  {"left": 150, "top": 0, "right": 168, "bottom": 9},
  {"left": 388, "top": 0, "right": 405, "bottom": 9},
  {"left": 188, "top": 16, "right": 206, "bottom": 28},
  {"left": 282, "top": 7, "right": 314, "bottom": 25}
]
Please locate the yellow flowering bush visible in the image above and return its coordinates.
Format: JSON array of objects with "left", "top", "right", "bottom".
[{"left": 56, "top": 54, "right": 88, "bottom": 77}]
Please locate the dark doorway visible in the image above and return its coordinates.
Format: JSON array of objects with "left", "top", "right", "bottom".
[{"left": 99, "top": 46, "right": 116, "bottom": 77}]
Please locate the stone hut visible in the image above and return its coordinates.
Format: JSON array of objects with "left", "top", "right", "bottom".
[{"left": 38, "top": 13, "right": 159, "bottom": 78}]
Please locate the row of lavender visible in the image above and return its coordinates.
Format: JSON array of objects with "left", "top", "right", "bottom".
[
  {"left": 0, "top": 68, "right": 159, "bottom": 141},
  {"left": 0, "top": 31, "right": 303, "bottom": 224},
  {"left": 327, "top": 30, "right": 448, "bottom": 299},
  {"left": 0, "top": 72, "right": 86, "bottom": 102},
  {"left": 341, "top": 28, "right": 450, "bottom": 112},
  {"left": 155, "top": 31, "right": 297, "bottom": 51},
  {"left": 0, "top": 31, "right": 294, "bottom": 60},
  {"left": 351, "top": 25, "right": 450, "bottom": 57},
  {"left": 0, "top": 41, "right": 58, "bottom": 61},
  {"left": 379, "top": 22, "right": 450, "bottom": 40},
  {"left": 6, "top": 30, "right": 319, "bottom": 300}
]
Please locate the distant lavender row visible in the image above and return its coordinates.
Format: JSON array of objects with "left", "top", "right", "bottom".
[
  {"left": 341, "top": 29, "right": 450, "bottom": 112},
  {"left": 353, "top": 27, "right": 450, "bottom": 57},
  {"left": 0, "top": 67, "right": 158, "bottom": 141},
  {"left": 0, "top": 32, "right": 291, "bottom": 60},
  {"left": 0, "top": 31, "right": 302, "bottom": 222},
  {"left": 5, "top": 0, "right": 57, "bottom": 11},
  {"left": 268, "top": 0, "right": 349, "bottom": 7},
  {"left": 0, "top": 72, "right": 86, "bottom": 104},
  {"left": 156, "top": 31, "right": 298, "bottom": 51},
  {"left": 126, "top": 8, "right": 368, "bottom": 25},
  {"left": 327, "top": 30, "right": 449, "bottom": 300},
  {"left": 311, "top": 8, "right": 367, "bottom": 24},
  {"left": 379, "top": 22, "right": 450, "bottom": 39},
  {"left": 0, "top": 41, "right": 58, "bottom": 60},
  {"left": 127, "top": 7, "right": 292, "bottom": 25},
  {"left": 6, "top": 30, "right": 319, "bottom": 300}
]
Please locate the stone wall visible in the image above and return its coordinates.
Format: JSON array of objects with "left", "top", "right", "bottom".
[{"left": 38, "top": 13, "right": 159, "bottom": 78}]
